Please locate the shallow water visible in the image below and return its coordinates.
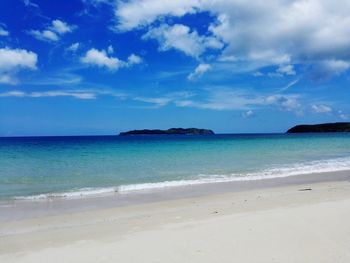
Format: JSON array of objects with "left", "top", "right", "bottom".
[{"left": 1, "top": 133, "right": 350, "bottom": 199}]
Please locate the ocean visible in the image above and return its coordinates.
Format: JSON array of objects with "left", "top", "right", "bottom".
[{"left": 1, "top": 133, "right": 350, "bottom": 200}]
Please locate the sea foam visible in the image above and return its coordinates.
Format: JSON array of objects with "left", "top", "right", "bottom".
[{"left": 16, "top": 156, "right": 350, "bottom": 200}]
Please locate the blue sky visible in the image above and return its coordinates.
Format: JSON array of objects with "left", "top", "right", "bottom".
[{"left": 0, "top": 0, "right": 350, "bottom": 136}]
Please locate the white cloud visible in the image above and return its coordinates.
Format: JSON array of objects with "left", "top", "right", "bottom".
[
  {"left": 278, "top": 78, "right": 300, "bottom": 93},
  {"left": 134, "top": 91, "right": 194, "bottom": 107},
  {"left": 277, "top": 64, "right": 296, "bottom": 76},
  {"left": 0, "top": 90, "right": 96, "bottom": 99},
  {"left": 67, "top": 42, "right": 80, "bottom": 52},
  {"left": 267, "top": 64, "right": 296, "bottom": 78},
  {"left": 218, "top": 55, "right": 237, "bottom": 62},
  {"left": 311, "top": 104, "right": 332, "bottom": 113},
  {"left": 31, "top": 91, "right": 96, "bottom": 99},
  {"left": 130, "top": 87, "right": 302, "bottom": 113},
  {"left": 29, "top": 19, "right": 75, "bottom": 42},
  {"left": 0, "top": 74, "right": 17, "bottom": 85},
  {"left": 115, "top": 0, "right": 350, "bottom": 74},
  {"left": 188, "top": 63, "right": 211, "bottom": 80},
  {"left": 134, "top": 96, "right": 172, "bottom": 107},
  {"left": 323, "top": 60, "right": 350, "bottom": 73},
  {"left": 265, "top": 94, "right": 301, "bottom": 113},
  {"left": 143, "top": 24, "right": 223, "bottom": 58},
  {"left": 0, "top": 88, "right": 129, "bottom": 100},
  {"left": 29, "top": 29, "right": 59, "bottom": 41},
  {"left": 242, "top": 110, "right": 254, "bottom": 118},
  {"left": 338, "top": 110, "right": 348, "bottom": 120},
  {"left": 127, "top": 54, "right": 142, "bottom": 65},
  {"left": 81, "top": 48, "right": 121, "bottom": 70},
  {"left": 175, "top": 90, "right": 260, "bottom": 110},
  {"left": 115, "top": 0, "right": 201, "bottom": 31},
  {"left": 0, "top": 26, "right": 9, "bottom": 36},
  {"left": 51, "top": 19, "right": 74, "bottom": 34},
  {"left": 175, "top": 91, "right": 301, "bottom": 112},
  {"left": 0, "top": 48, "right": 38, "bottom": 70},
  {"left": 0, "top": 47, "right": 38, "bottom": 84},
  {"left": 315, "top": 59, "right": 350, "bottom": 79},
  {"left": 81, "top": 48, "right": 143, "bottom": 71},
  {"left": 107, "top": 45, "right": 114, "bottom": 54},
  {"left": 175, "top": 88, "right": 301, "bottom": 112}
]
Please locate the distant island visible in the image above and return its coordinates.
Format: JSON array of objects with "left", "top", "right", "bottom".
[
  {"left": 287, "top": 122, "right": 350, "bottom": 133},
  {"left": 119, "top": 128, "right": 215, "bottom": 136}
]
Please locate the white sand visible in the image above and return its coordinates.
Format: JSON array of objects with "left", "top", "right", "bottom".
[{"left": 1, "top": 180, "right": 350, "bottom": 263}]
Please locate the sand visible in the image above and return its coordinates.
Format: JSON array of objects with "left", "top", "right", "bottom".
[{"left": 1, "top": 174, "right": 350, "bottom": 262}]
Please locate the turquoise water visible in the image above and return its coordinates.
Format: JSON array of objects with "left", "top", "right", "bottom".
[{"left": 1, "top": 133, "right": 350, "bottom": 199}]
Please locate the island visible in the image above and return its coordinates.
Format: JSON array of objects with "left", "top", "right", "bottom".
[
  {"left": 119, "top": 128, "right": 215, "bottom": 136},
  {"left": 287, "top": 122, "right": 350, "bottom": 133}
]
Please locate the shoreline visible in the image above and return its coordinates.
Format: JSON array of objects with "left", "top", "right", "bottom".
[
  {"left": 5, "top": 153, "right": 350, "bottom": 202},
  {"left": 1, "top": 171, "right": 350, "bottom": 262},
  {"left": 1, "top": 169, "right": 350, "bottom": 221}
]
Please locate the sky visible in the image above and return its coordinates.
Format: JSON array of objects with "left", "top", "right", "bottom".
[{"left": 0, "top": 0, "right": 350, "bottom": 136}]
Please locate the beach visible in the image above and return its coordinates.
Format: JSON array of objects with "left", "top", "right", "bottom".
[
  {"left": 1, "top": 171, "right": 350, "bottom": 263},
  {"left": 3, "top": 0, "right": 350, "bottom": 261}
]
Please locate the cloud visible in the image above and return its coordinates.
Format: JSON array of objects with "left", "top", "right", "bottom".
[
  {"left": 29, "top": 29, "right": 59, "bottom": 41},
  {"left": 0, "top": 90, "right": 96, "bottom": 100},
  {"left": 175, "top": 90, "right": 260, "bottom": 110},
  {"left": 127, "top": 54, "right": 142, "bottom": 65},
  {"left": 338, "top": 110, "right": 348, "bottom": 120},
  {"left": 114, "top": 0, "right": 350, "bottom": 76},
  {"left": 51, "top": 19, "right": 74, "bottom": 34},
  {"left": 0, "top": 48, "right": 38, "bottom": 70},
  {"left": 23, "top": 0, "right": 39, "bottom": 8},
  {"left": 277, "top": 64, "right": 296, "bottom": 76},
  {"left": 81, "top": 48, "right": 142, "bottom": 71},
  {"left": 134, "top": 91, "right": 194, "bottom": 107},
  {"left": 82, "top": 0, "right": 115, "bottom": 7},
  {"left": 312, "top": 59, "right": 350, "bottom": 80},
  {"left": 265, "top": 94, "right": 301, "bottom": 113},
  {"left": 80, "top": 0, "right": 116, "bottom": 16},
  {"left": 278, "top": 78, "right": 300, "bottom": 93},
  {"left": 143, "top": 24, "right": 223, "bottom": 58},
  {"left": 134, "top": 96, "right": 172, "bottom": 107},
  {"left": 0, "top": 89, "right": 127, "bottom": 100},
  {"left": 242, "top": 110, "right": 254, "bottom": 118},
  {"left": 188, "top": 63, "right": 211, "bottom": 80},
  {"left": 107, "top": 45, "right": 114, "bottom": 54},
  {"left": 115, "top": 0, "right": 200, "bottom": 31},
  {"left": 0, "top": 47, "right": 38, "bottom": 84},
  {"left": 311, "top": 104, "right": 333, "bottom": 113},
  {"left": 175, "top": 88, "right": 302, "bottom": 113},
  {"left": 0, "top": 26, "right": 9, "bottom": 36},
  {"left": 322, "top": 60, "right": 350, "bottom": 74},
  {"left": 0, "top": 74, "right": 16, "bottom": 85},
  {"left": 28, "top": 19, "right": 75, "bottom": 42},
  {"left": 67, "top": 42, "right": 80, "bottom": 52},
  {"left": 130, "top": 87, "right": 303, "bottom": 113},
  {"left": 81, "top": 48, "right": 121, "bottom": 70}
]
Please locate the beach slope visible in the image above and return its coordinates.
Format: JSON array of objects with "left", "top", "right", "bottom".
[{"left": 1, "top": 178, "right": 350, "bottom": 263}]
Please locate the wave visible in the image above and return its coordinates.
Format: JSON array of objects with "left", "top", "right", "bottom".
[{"left": 15, "top": 156, "right": 350, "bottom": 200}]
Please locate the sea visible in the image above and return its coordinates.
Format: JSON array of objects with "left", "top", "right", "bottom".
[{"left": 1, "top": 133, "right": 350, "bottom": 200}]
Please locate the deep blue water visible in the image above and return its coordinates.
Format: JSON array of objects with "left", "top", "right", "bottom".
[{"left": 1, "top": 133, "right": 350, "bottom": 199}]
